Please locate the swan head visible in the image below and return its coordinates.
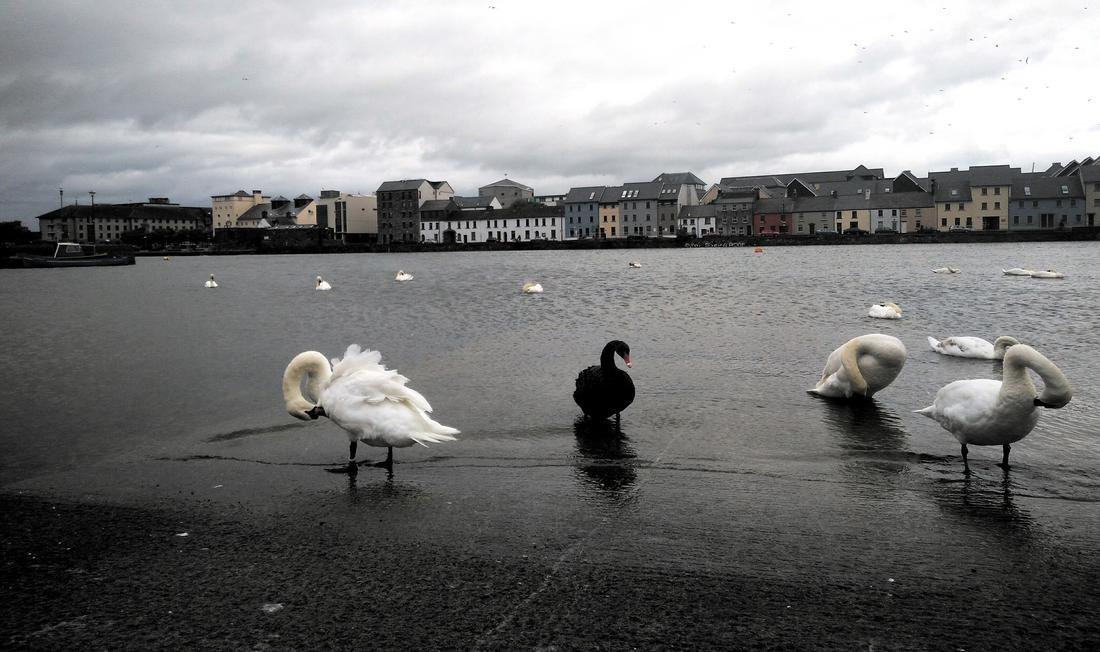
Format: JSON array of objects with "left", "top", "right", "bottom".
[
  {"left": 283, "top": 351, "right": 332, "bottom": 420},
  {"left": 604, "top": 340, "right": 632, "bottom": 368},
  {"left": 209, "top": 274, "right": 215, "bottom": 280},
  {"left": 992, "top": 336, "right": 1020, "bottom": 359},
  {"left": 287, "top": 401, "right": 326, "bottom": 421}
]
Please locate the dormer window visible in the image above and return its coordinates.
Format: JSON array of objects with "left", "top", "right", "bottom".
[{"left": 1061, "top": 185, "right": 1069, "bottom": 194}]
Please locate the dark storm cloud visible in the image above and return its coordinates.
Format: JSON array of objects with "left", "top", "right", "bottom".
[{"left": 1, "top": 0, "right": 1096, "bottom": 223}]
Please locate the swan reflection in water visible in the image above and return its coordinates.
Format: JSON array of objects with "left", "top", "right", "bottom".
[
  {"left": 930, "top": 473, "right": 1038, "bottom": 545},
  {"left": 819, "top": 398, "right": 910, "bottom": 453},
  {"left": 572, "top": 417, "right": 637, "bottom": 499}
]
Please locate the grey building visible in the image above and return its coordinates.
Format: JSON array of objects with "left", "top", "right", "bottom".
[
  {"left": 1008, "top": 175, "right": 1086, "bottom": 230},
  {"left": 35, "top": 198, "right": 210, "bottom": 243},
  {"left": 617, "top": 182, "right": 663, "bottom": 237},
  {"left": 563, "top": 186, "right": 603, "bottom": 239},
  {"left": 376, "top": 179, "right": 454, "bottom": 243},
  {"left": 479, "top": 178, "right": 534, "bottom": 208}
]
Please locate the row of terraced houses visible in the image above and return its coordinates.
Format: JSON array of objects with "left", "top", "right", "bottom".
[{"left": 33, "top": 158, "right": 1100, "bottom": 244}]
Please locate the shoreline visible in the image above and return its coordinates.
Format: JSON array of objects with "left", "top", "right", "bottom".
[{"left": 4, "top": 489, "right": 1098, "bottom": 649}]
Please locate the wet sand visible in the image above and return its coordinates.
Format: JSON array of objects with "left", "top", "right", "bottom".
[{"left": 4, "top": 479, "right": 1099, "bottom": 650}]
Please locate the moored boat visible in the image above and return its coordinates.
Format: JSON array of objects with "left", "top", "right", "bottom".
[{"left": 18, "top": 242, "right": 136, "bottom": 268}]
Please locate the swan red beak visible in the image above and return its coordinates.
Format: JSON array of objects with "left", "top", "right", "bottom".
[{"left": 623, "top": 354, "right": 632, "bottom": 368}]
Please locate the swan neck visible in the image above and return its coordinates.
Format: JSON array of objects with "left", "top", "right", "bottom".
[
  {"left": 600, "top": 343, "right": 618, "bottom": 369},
  {"left": 1003, "top": 346, "right": 1072, "bottom": 407},
  {"left": 282, "top": 351, "right": 332, "bottom": 409}
]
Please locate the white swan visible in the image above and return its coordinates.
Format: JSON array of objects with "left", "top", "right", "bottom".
[
  {"left": 315, "top": 275, "right": 332, "bottom": 291},
  {"left": 394, "top": 270, "right": 414, "bottom": 282},
  {"left": 809, "top": 333, "right": 907, "bottom": 399},
  {"left": 931, "top": 267, "right": 960, "bottom": 274},
  {"left": 1002, "top": 268, "right": 1033, "bottom": 276},
  {"left": 915, "top": 344, "right": 1072, "bottom": 472},
  {"left": 282, "top": 344, "right": 459, "bottom": 472},
  {"left": 1030, "top": 270, "right": 1065, "bottom": 279},
  {"left": 522, "top": 282, "right": 544, "bottom": 294},
  {"left": 927, "top": 335, "right": 1019, "bottom": 360},
  {"left": 868, "top": 302, "right": 902, "bottom": 319},
  {"left": 628, "top": 261, "right": 642, "bottom": 268},
  {"left": 204, "top": 274, "right": 218, "bottom": 288}
]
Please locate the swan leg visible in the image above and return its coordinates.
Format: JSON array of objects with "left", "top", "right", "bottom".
[
  {"left": 348, "top": 441, "right": 358, "bottom": 475},
  {"left": 615, "top": 412, "right": 621, "bottom": 431},
  {"left": 961, "top": 444, "right": 971, "bottom": 474},
  {"left": 997, "top": 443, "right": 1011, "bottom": 470},
  {"left": 373, "top": 447, "right": 394, "bottom": 470}
]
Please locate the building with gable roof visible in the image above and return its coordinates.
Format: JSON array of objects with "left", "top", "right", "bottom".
[
  {"left": 562, "top": 186, "right": 604, "bottom": 239},
  {"left": 617, "top": 182, "right": 663, "bottom": 237},
  {"left": 211, "top": 190, "right": 269, "bottom": 231},
  {"left": 375, "top": 179, "right": 454, "bottom": 243},
  {"left": 929, "top": 165, "right": 1019, "bottom": 231},
  {"left": 1008, "top": 174, "right": 1086, "bottom": 230},
  {"left": 479, "top": 178, "right": 534, "bottom": 208},
  {"left": 598, "top": 186, "right": 624, "bottom": 238}
]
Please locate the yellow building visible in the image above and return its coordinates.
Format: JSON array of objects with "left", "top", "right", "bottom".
[
  {"left": 598, "top": 187, "right": 622, "bottom": 238},
  {"left": 929, "top": 165, "right": 1019, "bottom": 231},
  {"left": 211, "top": 190, "right": 269, "bottom": 230}
]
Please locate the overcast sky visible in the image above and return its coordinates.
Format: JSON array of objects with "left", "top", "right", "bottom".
[{"left": 2, "top": 0, "right": 1097, "bottom": 224}]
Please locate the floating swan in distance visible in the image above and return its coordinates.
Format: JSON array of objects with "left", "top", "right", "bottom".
[
  {"left": 868, "top": 302, "right": 902, "bottom": 319},
  {"left": 315, "top": 275, "right": 332, "bottom": 291},
  {"left": 204, "top": 274, "right": 218, "bottom": 288},
  {"left": 628, "top": 261, "right": 642, "bottom": 268},
  {"left": 1002, "top": 267, "right": 1034, "bottom": 276},
  {"left": 931, "top": 267, "right": 960, "bottom": 273},
  {"left": 522, "top": 282, "right": 544, "bottom": 294},
  {"left": 927, "top": 335, "right": 1019, "bottom": 359},
  {"left": 915, "top": 343, "right": 1072, "bottom": 472},
  {"left": 282, "top": 344, "right": 459, "bottom": 473},
  {"left": 809, "top": 333, "right": 907, "bottom": 399},
  {"left": 1030, "top": 269, "right": 1065, "bottom": 279},
  {"left": 163, "top": 256, "right": 171, "bottom": 261},
  {"left": 394, "top": 270, "right": 414, "bottom": 282}
]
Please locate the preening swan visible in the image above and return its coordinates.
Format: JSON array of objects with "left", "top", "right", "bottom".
[
  {"left": 315, "top": 275, "right": 332, "bottom": 291},
  {"left": 204, "top": 274, "right": 218, "bottom": 288},
  {"left": 1030, "top": 270, "right": 1065, "bottom": 279},
  {"left": 809, "top": 334, "right": 907, "bottom": 399},
  {"left": 1002, "top": 268, "right": 1033, "bottom": 276},
  {"left": 931, "top": 267, "right": 960, "bottom": 274},
  {"left": 394, "top": 270, "right": 414, "bottom": 282},
  {"left": 283, "top": 345, "right": 458, "bottom": 473},
  {"left": 628, "top": 261, "right": 642, "bottom": 268},
  {"left": 927, "top": 335, "right": 1019, "bottom": 360},
  {"left": 574, "top": 340, "right": 635, "bottom": 426},
  {"left": 522, "top": 282, "right": 544, "bottom": 294},
  {"left": 868, "top": 302, "right": 902, "bottom": 319},
  {"left": 915, "top": 344, "right": 1072, "bottom": 472}
]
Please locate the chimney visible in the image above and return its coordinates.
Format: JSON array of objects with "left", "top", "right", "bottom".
[{"left": 252, "top": 190, "right": 262, "bottom": 202}]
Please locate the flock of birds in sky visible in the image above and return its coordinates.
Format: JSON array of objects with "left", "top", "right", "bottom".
[{"left": 267, "top": 258, "right": 1076, "bottom": 477}]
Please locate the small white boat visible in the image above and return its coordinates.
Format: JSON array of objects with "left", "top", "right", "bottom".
[
  {"left": 1030, "top": 270, "right": 1065, "bottom": 279},
  {"left": 1002, "top": 267, "right": 1034, "bottom": 276}
]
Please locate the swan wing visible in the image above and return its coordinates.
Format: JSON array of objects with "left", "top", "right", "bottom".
[{"left": 916, "top": 379, "right": 1001, "bottom": 434}]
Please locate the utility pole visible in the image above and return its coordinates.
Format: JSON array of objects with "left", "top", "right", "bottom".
[
  {"left": 89, "top": 191, "right": 96, "bottom": 206},
  {"left": 59, "top": 187, "right": 64, "bottom": 208}
]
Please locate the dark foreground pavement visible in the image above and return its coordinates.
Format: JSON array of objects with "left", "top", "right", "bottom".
[{"left": 3, "top": 493, "right": 1099, "bottom": 651}]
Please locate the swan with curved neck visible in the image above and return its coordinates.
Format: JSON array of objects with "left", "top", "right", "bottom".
[
  {"left": 395, "top": 270, "right": 414, "bottom": 281},
  {"left": 927, "top": 335, "right": 1019, "bottom": 360},
  {"left": 282, "top": 345, "right": 458, "bottom": 473},
  {"left": 204, "top": 274, "right": 218, "bottom": 288},
  {"left": 915, "top": 343, "right": 1072, "bottom": 472},
  {"left": 868, "top": 302, "right": 901, "bottom": 319},
  {"left": 315, "top": 275, "right": 332, "bottom": 291},
  {"left": 574, "top": 340, "right": 635, "bottom": 426},
  {"left": 809, "top": 334, "right": 907, "bottom": 399}
]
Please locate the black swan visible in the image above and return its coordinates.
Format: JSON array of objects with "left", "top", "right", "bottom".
[{"left": 573, "top": 340, "right": 635, "bottom": 423}]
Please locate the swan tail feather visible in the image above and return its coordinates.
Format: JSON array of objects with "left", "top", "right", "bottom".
[
  {"left": 914, "top": 406, "right": 935, "bottom": 417},
  {"left": 927, "top": 336, "right": 941, "bottom": 351}
]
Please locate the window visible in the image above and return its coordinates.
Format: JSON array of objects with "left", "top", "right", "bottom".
[
  {"left": 981, "top": 202, "right": 988, "bottom": 210},
  {"left": 994, "top": 187, "right": 1001, "bottom": 195},
  {"left": 966, "top": 217, "right": 973, "bottom": 227},
  {"left": 1014, "top": 215, "right": 1019, "bottom": 224},
  {"left": 1018, "top": 200, "right": 1024, "bottom": 208},
  {"left": 994, "top": 201, "right": 1000, "bottom": 209},
  {"left": 954, "top": 217, "right": 960, "bottom": 226},
  {"left": 944, "top": 204, "right": 951, "bottom": 211},
  {"left": 981, "top": 188, "right": 988, "bottom": 195}
]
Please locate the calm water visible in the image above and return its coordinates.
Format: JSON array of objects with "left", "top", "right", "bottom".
[{"left": 2, "top": 243, "right": 1099, "bottom": 562}]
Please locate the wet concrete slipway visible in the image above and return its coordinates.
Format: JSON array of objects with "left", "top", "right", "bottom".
[{"left": 3, "top": 244, "right": 1100, "bottom": 649}]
